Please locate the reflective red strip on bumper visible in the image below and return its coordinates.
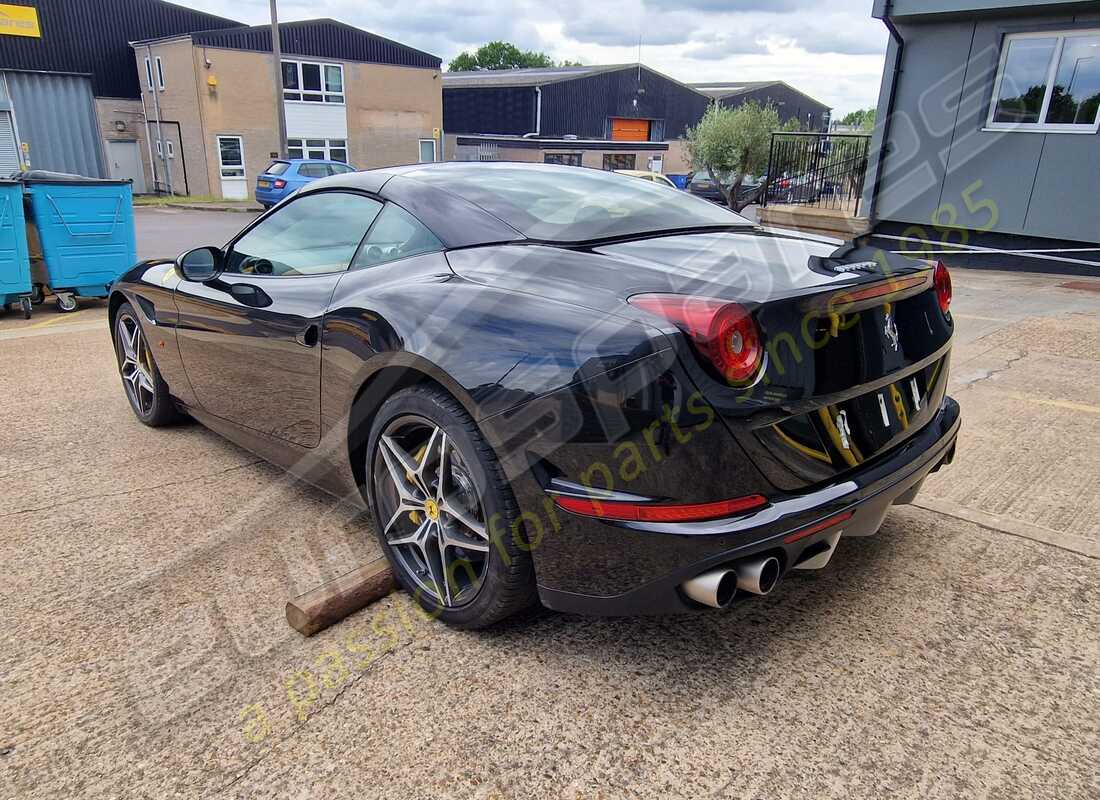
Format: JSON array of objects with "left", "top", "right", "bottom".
[
  {"left": 551, "top": 493, "right": 768, "bottom": 523},
  {"left": 783, "top": 510, "right": 854, "bottom": 544}
]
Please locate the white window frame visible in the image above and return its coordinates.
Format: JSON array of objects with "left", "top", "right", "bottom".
[
  {"left": 418, "top": 138, "right": 437, "bottom": 163},
  {"left": 155, "top": 139, "right": 163, "bottom": 157},
  {"left": 217, "top": 135, "right": 245, "bottom": 178},
  {"left": 155, "top": 56, "right": 165, "bottom": 91},
  {"left": 165, "top": 139, "right": 174, "bottom": 159},
  {"left": 280, "top": 60, "right": 345, "bottom": 105},
  {"left": 986, "top": 28, "right": 1100, "bottom": 134},
  {"left": 286, "top": 137, "right": 348, "bottom": 163},
  {"left": 144, "top": 57, "right": 154, "bottom": 91}
]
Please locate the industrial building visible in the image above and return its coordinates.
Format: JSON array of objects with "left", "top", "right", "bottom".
[
  {"left": 862, "top": 0, "right": 1100, "bottom": 270},
  {"left": 690, "top": 81, "right": 832, "bottom": 131},
  {"left": 443, "top": 64, "right": 712, "bottom": 173},
  {"left": 0, "top": 0, "right": 238, "bottom": 187},
  {"left": 132, "top": 19, "right": 442, "bottom": 199},
  {"left": 0, "top": 0, "right": 443, "bottom": 199}
]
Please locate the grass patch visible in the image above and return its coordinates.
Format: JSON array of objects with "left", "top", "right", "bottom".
[{"left": 133, "top": 194, "right": 249, "bottom": 207}]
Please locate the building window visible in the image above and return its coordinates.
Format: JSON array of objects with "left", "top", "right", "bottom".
[
  {"left": 418, "top": 139, "right": 436, "bottom": 163},
  {"left": 988, "top": 30, "right": 1100, "bottom": 132},
  {"left": 144, "top": 57, "right": 154, "bottom": 90},
  {"left": 155, "top": 139, "right": 162, "bottom": 157},
  {"left": 217, "top": 135, "right": 245, "bottom": 178},
  {"left": 281, "top": 60, "right": 344, "bottom": 104},
  {"left": 165, "top": 140, "right": 175, "bottom": 159},
  {"left": 544, "top": 153, "right": 582, "bottom": 166},
  {"left": 602, "top": 153, "right": 637, "bottom": 171},
  {"left": 155, "top": 56, "right": 165, "bottom": 90},
  {"left": 287, "top": 138, "right": 347, "bottom": 162}
]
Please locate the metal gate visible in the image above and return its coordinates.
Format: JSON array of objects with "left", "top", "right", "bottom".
[{"left": 763, "top": 132, "right": 870, "bottom": 215}]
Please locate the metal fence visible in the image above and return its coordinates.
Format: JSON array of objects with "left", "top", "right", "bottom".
[{"left": 763, "top": 132, "right": 871, "bottom": 216}]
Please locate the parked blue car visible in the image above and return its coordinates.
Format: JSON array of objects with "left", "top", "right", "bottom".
[{"left": 255, "top": 159, "right": 357, "bottom": 208}]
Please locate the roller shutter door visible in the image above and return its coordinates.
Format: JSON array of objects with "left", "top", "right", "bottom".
[
  {"left": 610, "top": 118, "right": 650, "bottom": 142},
  {"left": 0, "top": 112, "right": 19, "bottom": 176}
]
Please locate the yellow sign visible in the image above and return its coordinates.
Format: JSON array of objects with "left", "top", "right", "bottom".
[
  {"left": 432, "top": 127, "right": 441, "bottom": 138},
  {"left": 0, "top": 4, "right": 40, "bottom": 38}
]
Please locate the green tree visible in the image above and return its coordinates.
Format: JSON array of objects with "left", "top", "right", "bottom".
[
  {"left": 841, "top": 107, "right": 877, "bottom": 130},
  {"left": 685, "top": 101, "right": 783, "bottom": 212},
  {"left": 448, "top": 41, "right": 556, "bottom": 71}
]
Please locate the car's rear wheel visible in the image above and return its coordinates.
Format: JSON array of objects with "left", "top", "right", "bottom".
[
  {"left": 366, "top": 386, "right": 536, "bottom": 628},
  {"left": 114, "top": 302, "right": 178, "bottom": 427}
]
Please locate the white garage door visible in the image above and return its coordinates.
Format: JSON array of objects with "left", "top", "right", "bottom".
[{"left": 0, "top": 111, "right": 20, "bottom": 176}]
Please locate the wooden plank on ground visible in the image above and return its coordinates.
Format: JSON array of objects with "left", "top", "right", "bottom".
[{"left": 286, "top": 557, "right": 396, "bottom": 637}]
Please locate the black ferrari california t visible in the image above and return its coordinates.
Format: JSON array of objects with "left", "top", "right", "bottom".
[{"left": 110, "top": 162, "right": 959, "bottom": 628}]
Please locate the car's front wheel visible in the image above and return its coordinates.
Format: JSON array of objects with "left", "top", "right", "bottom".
[
  {"left": 113, "top": 302, "right": 179, "bottom": 427},
  {"left": 366, "top": 386, "right": 536, "bottom": 628}
]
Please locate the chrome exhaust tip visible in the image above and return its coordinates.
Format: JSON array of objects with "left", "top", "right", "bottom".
[
  {"left": 734, "top": 555, "right": 781, "bottom": 596},
  {"left": 681, "top": 568, "right": 738, "bottom": 608}
]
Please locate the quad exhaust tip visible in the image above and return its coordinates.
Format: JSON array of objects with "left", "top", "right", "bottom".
[
  {"left": 681, "top": 555, "right": 782, "bottom": 608},
  {"left": 734, "top": 555, "right": 781, "bottom": 596},
  {"left": 681, "top": 568, "right": 738, "bottom": 608}
]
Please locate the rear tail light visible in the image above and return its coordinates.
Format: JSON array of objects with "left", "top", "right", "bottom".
[
  {"left": 629, "top": 294, "right": 763, "bottom": 385},
  {"left": 933, "top": 260, "right": 952, "bottom": 314},
  {"left": 552, "top": 493, "right": 767, "bottom": 522},
  {"left": 274, "top": 179, "right": 287, "bottom": 189}
]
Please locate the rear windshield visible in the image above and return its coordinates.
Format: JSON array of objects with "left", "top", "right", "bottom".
[
  {"left": 401, "top": 163, "right": 751, "bottom": 243},
  {"left": 265, "top": 161, "right": 290, "bottom": 176}
]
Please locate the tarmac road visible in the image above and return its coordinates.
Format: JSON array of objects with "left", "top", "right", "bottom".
[{"left": 0, "top": 209, "right": 1097, "bottom": 799}]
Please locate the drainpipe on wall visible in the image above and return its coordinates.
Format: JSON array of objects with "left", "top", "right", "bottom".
[
  {"left": 535, "top": 86, "right": 542, "bottom": 135},
  {"left": 867, "top": 0, "right": 903, "bottom": 226},
  {"left": 146, "top": 43, "right": 174, "bottom": 195},
  {"left": 139, "top": 91, "right": 159, "bottom": 192}
]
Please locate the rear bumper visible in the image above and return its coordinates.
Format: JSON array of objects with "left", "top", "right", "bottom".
[
  {"left": 253, "top": 186, "right": 287, "bottom": 205},
  {"left": 537, "top": 395, "right": 960, "bottom": 615}
]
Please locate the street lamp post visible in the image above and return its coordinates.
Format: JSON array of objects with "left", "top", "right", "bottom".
[{"left": 270, "top": 0, "right": 288, "bottom": 159}]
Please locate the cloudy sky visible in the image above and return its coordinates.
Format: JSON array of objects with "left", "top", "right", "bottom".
[{"left": 176, "top": 0, "right": 887, "bottom": 116}]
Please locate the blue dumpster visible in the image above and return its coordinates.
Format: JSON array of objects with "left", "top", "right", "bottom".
[
  {"left": 667, "top": 174, "right": 690, "bottom": 190},
  {"left": 21, "top": 171, "right": 135, "bottom": 312},
  {"left": 0, "top": 179, "right": 32, "bottom": 319}
]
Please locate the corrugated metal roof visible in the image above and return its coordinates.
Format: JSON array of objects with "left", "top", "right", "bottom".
[
  {"left": 189, "top": 18, "right": 441, "bottom": 70},
  {"left": 0, "top": 0, "right": 240, "bottom": 98},
  {"left": 443, "top": 64, "right": 632, "bottom": 88},
  {"left": 689, "top": 81, "right": 775, "bottom": 100}
]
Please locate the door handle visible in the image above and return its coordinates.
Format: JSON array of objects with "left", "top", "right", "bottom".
[{"left": 295, "top": 323, "right": 319, "bottom": 347}]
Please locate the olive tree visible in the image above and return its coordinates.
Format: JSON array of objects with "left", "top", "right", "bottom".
[{"left": 685, "top": 101, "right": 789, "bottom": 212}]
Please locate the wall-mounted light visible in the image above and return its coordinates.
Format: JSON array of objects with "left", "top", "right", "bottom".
[{"left": 114, "top": 120, "right": 126, "bottom": 132}]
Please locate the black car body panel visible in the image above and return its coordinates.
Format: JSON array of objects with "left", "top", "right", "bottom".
[{"left": 109, "top": 162, "right": 959, "bottom": 616}]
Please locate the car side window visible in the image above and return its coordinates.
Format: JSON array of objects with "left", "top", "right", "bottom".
[
  {"left": 297, "top": 163, "right": 326, "bottom": 178},
  {"left": 225, "top": 192, "right": 383, "bottom": 276},
  {"left": 351, "top": 203, "right": 443, "bottom": 269}
]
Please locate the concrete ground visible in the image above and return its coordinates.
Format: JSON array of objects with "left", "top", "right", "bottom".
[{"left": 1, "top": 209, "right": 1097, "bottom": 799}]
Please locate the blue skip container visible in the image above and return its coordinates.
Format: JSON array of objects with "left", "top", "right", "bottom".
[
  {"left": 20, "top": 171, "right": 135, "bottom": 312},
  {"left": 0, "top": 179, "right": 32, "bottom": 319}
]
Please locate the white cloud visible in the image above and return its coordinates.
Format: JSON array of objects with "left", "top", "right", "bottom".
[{"left": 175, "top": 0, "right": 887, "bottom": 115}]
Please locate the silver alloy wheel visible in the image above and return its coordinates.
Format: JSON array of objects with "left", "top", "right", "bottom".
[
  {"left": 373, "top": 416, "right": 491, "bottom": 607},
  {"left": 116, "top": 313, "right": 156, "bottom": 416}
]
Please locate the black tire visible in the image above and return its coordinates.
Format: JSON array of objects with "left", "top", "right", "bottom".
[
  {"left": 365, "top": 385, "right": 536, "bottom": 628},
  {"left": 113, "top": 302, "right": 179, "bottom": 427},
  {"left": 56, "top": 294, "right": 77, "bottom": 312},
  {"left": 20, "top": 296, "right": 31, "bottom": 319},
  {"left": 30, "top": 284, "right": 44, "bottom": 305}
]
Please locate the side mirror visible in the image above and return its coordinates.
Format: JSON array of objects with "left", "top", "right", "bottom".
[{"left": 176, "top": 246, "right": 223, "bottom": 282}]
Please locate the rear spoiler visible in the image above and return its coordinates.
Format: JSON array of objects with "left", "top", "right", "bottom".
[{"left": 799, "top": 271, "right": 932, "bottom": 316}]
